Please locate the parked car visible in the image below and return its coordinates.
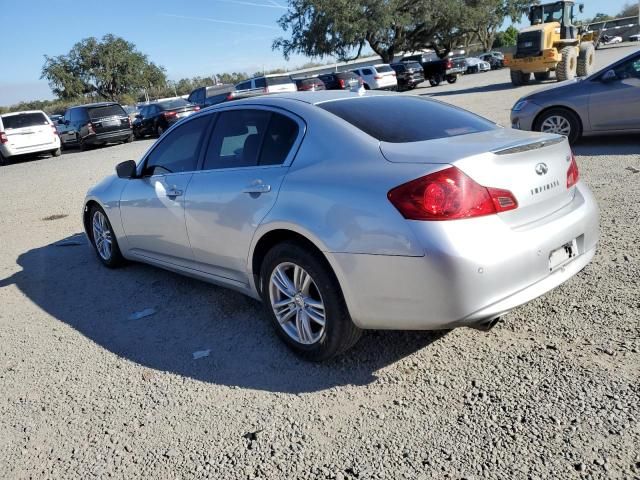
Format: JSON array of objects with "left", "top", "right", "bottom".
[
  {"left": 58, "top": 103, "right": 132, "bottom": 151},
  {"left": 0, "top": 110, "right": 61, "bottom": 165},
  {"left": 294, "top": 77, "right": 326, "bottom": 91},
  {"left": 390, "top": 62, "right": 425, "bottom": 91},
  {"left": 84, "top": 91, "right": 598, "bottom": 361},
  {"left": 630, "top": 34, "right": 640, "bottom": 42},
  {"left": 188, "top": 84, "right": 235, "bottom": 108},
  {"left": 49, "top": 114, "right": 63, "bottom": 124},
  {"left": 133, "top": 98, "right": 200, "bottom": 138},
  {"left": 463, "top": 57, "right": 491, "bottom": 74},
  {"left": 478, "top": 52, "right": 504, "bottom": 69},
  {"left": 401, "top": 51, "right": 463, "bottom": 86},
  {"left": 351, "top": 64, "right": 397, "bottom": 90},
  {"left": 235, "top": 74, "right": 297, "bottom": 94},
  {"left": 602, "top": 35, "right": 623, "bottom": 45},
  {"left": 510, "top": 49, "right": 640, "bottom": 143},
  {"left": 317, "top": 72, "right": 362, "bottom": 90}
]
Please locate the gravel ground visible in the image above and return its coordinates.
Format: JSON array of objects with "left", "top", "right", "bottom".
[{"left": 1, "top": 45, "right": 638, "bottom": 479}]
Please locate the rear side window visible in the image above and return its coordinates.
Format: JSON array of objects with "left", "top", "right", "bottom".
[
  {"left": 319, "top": 96, "right": 496, "bottom": 143},
  {"left": 88, "top": 104, "right": 126, "bottom": 119},
  {"left": 236, "top": 81, "right": 251, "bottom": 90},
  {"left": 362, "top": 68, "right": 373, "bottom": 75},
  {"left": 70, "top": 109, "right": 88, "bottom": 122},
  {"left": 259, "top": 113, "right": 299, "bottom": 166},
  {"left": 1, "top": 112, "right": 48, "bottom": 129},
  {"left": 143, "top": 115, "right": 210, "bottom": 175},
  {"left": 266, "top": 76, "right": 293, "bottom": 86},
  {"left": 255, "top": 78, "right": 267, "bottom": 89},
  {"left": 203, "top": 110, "right": 271, "bottom": 170}
]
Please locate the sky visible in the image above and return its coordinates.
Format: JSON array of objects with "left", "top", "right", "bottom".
[{"left": 0, "top": 0, "right": 633, "bottom": 106}]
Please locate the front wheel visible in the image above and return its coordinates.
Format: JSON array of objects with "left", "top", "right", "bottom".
[
  {"left": 89, "top": 205, "right": 126, "bottom": 268},
  {"left": 534, "top": 108, "right": 582, "bottom": 144},
  {"left": 260, "top": 242, "right": 362, "bottom": 361}
]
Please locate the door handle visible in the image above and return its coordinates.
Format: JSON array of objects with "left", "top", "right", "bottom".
[
  {"left": 167, "top": 188, "right": 183, "bottom": 197},
  {"left": 242, "top": 183, "right": 271, "bottom": 194}
]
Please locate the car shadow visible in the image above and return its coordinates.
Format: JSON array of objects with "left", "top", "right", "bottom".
[
  {"left": 421, "top": 81, "right": 518, "bottom": 98},
  {"left": 1, "top": 151, "right": 58, "bottom": 165},
  {"left": 574, "top": 135, "right": 640, "bottom": 156},
  {"left": 0, "top": 234, "right": 447, "bottom": 393}
]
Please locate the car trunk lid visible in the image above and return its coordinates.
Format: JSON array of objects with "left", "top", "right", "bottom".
[{"left": 380, "top": 129, "right": 575, "bottom": 227}]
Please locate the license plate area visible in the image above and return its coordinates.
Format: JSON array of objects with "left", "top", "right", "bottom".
[{"left": 548, "top": 238, "right": 578, "bottom": 271}]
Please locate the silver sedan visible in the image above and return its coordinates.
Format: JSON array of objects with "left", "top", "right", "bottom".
[
  {"left": 510, "top": 48, "right": 640, "bottom": 143},
  {"left": 84, "top": 92, "right": 599, "bottom": 360}
]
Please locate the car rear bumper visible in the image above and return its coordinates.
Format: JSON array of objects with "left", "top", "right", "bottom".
[
  {"left": 85, "top": 129, "right": 132, "bottom": 145},
  {"left": 0, "top": 138, "right": 60, "bottom": 157},
  {"left": 328, "top": 182, "right": 598, "bottom": 330}
]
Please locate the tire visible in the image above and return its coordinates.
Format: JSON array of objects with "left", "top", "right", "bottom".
[
  {"left": 429, "top": 75, "right": 442, "bottom": 87},
  {"left": 577, "top": 42, "right": 595, "bottom": 77},
  {"left": 51, "top": 148, "right": 62, "bottom": 157},
  {"left": 78, "top": 135, "right": 88, "bottom": 151},
  {"left": 510, "top": 69, "right": 531, "bottom": 86},
  {"left": 534, "top": 107, "right": 582, "bottom": 144},
  {"left": 446, "top": 75, "right": 457, "bottom": 84},
  {"left": 124, "top": 134, "right": 134, "bottom": 143},
  {"left": 533, "top": 71, "right": 551, "bottom": 81},
  {"left": 0, "top": 151, "right": 7, "bottom": 166},
  {"left": 89, "top": 205, "right": 126, "bottom": 268},
  {"left": 155, "top": 124, "right": 165, "bottom": 137},
  {"left": 363, "top": 84, "right": 371, "bottom": 90},
  {"left": 260, "top": 241, "right": 362, "bottom": 361},
  {"left": 556, "top": 46, "right": 578, "bottom": 82}
]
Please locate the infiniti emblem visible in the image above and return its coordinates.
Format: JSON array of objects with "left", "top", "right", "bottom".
[{"left": 535, "top": 163, "right": 549, "bottom": 175}]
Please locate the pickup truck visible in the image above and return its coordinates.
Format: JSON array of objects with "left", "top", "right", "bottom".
[{"left": 401, "top": 51, "right": 464, "bottom": 86}]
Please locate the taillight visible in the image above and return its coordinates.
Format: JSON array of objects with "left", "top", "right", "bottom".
[
  {"left": 567, "top": 151, "right": 579, "bottom": 188},
  {"left": 387, "top": 166, "right": 518, "bottom": 221},
  {"left": 194, "top": 106, "right": 200, "bottom": 111},
  {"left": 87, "top": 122, "right": 95, "bottom": 134},
  {"left": 374, "top": 75, "right": 383, "bottom": 80},
  {"left": 446, "top": 59, "right": 453, "bottom": 69},
  {"left": 338, "top": 79, "right": 345, "bottom": 88},
  {"left": 0, "top": 131, "right": 8, "bottom": 144},
  {"left": 163, "top": 111, "right": 177, "bottom": 119},
  {"left": 51, "top": 124, "right": 58, "bottom": 136}
]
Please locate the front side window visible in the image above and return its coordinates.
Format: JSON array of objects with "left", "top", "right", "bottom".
[
  {"left": 202, "top": 109, "right": 270, "bottom": 170},
  {"left": 613, "top": 55, "right": 640, "bottom": 80},
  {"left": 143, "top": 115, "right": 210, "bottom": 176}
]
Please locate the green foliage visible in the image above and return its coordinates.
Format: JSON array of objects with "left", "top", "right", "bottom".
[
  {"left": 41, "top": 34, "right": 167, "bottom": 101},
  {"left": 493, "top": 25, "right": 518, "bottom": 48},
  {"left": 618, "top": 2, "right": 639, "bottom": 18},
  {"left": 273, "top": 0, "right": 528, "bottom": 62}
]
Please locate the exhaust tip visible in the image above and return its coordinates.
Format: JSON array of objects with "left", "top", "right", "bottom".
[{"left": 471, "top": 316, "right": 501, "bottom": 332}]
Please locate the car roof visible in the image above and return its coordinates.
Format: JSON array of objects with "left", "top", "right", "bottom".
[
  {"left": 72, "top": 102, "right": 120, "bottom": 108},
  {"left": 229, "top": 90, "right": 394, "bottom": 107}
]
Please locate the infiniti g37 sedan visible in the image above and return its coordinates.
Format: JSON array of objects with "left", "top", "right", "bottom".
[{"left": 83, "top": 92, "right": 599, "bottom": 361}]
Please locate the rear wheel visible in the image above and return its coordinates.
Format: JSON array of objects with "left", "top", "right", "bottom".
[
  {"left": 260, "top": 242, "right": 362, "bottom": 361},
  {"left": 78, "top": 135, "right": 88, "bottom": 151},
  {"left": 446, "top": 75, "right": 457, "bottom": 84},
  {"left": 556, "top": 46, "right": 578, "bottom": 82},
  {"left": 534, "top": 71, "right": 551, "bottom": 81},
  {"left": 89, "top": 205, "right": 125, "bottom": 268},
  {"left": 534, "top": 107, "right": 582, "bottom": 144},
  {"left": 510, "top": 69, "right": 531, "bottom": 86},
  {"left": 429, "top": 75, "right": 442, "bottom": 87},
  {"left": 0, "top": 151, "right": 7, "bottom": 166},
  {"left": 577, "top": 42, "right": 595, "bottom": 77},
  {"left": 51, "top": 148, "right": 62, "bottom": 157},
  {"left": 155, "top": 124, "right": 165, "bottom": 137},
  {"left": 124, "top": 134, "right": 134, "bottom": 143}
]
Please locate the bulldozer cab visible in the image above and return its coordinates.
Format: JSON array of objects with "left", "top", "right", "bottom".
[{"left": 528, "top": 1, "right": 583, "bottom": 39}]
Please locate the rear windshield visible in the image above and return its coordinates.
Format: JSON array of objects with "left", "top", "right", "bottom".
[
  {"left": 319, "top": 96, "right": 496, "bottom": 143},
  {"left": 375, "top": 65, "right": 393, "bottom": 73},
  {"left": 2, "top": 112, "right": 49, "bottom": 129},
  {"left": 159, "top": 99, "right": 190, "bottom": 109},
  {"left": 88, "top": 104, "right": 126, "bottom": 119},
  {"left": 266, "top": 76, "right": 293, "bottom": 86}
]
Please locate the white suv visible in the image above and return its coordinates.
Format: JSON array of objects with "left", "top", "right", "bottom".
[
  {"left": 0, "top": 110, "right": 61, "bottom": 165},
  {"left": 351, "top": 64, "right": 398, "bottom": 90},
  {"left": 235, "top": 74, "right": 297, "bottom": 94}
]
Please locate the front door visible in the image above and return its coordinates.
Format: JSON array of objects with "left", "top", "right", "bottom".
[
  {"left": 589, "top": 53, "right": 640, "bottom": 132},
  {"left": 185, "top": 107, "right": 302, "bottom": 283},
  {"left": 119, "top": 114, "right": 211, "bottom": 264}
]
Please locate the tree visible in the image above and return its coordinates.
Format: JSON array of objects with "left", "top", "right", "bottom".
[
  {"left": 618, "top": 2, "right": 639, "bottom": 18},
  {"left": 469, "top": 0, "right": 528, "bottom": 52},
  {"left": 41, "top": 34, "right": 167, "bottom": 101},
  {"left": 273, "top": 0, "right": 484, "bottom": 63}
]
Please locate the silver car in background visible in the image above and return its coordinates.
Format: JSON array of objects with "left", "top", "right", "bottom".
[
  {"left": 84, "top": 92, "right": 598, "bottom": 360},
  {"left": 511, "top": 48, "right": 640, "bottom": 143}
]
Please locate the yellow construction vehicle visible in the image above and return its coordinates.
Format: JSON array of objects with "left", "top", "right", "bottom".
[{"left": 505, "top": 1, "right": 597, "bottom": 85}]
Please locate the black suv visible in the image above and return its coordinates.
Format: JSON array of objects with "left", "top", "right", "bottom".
[
  {"left": 390, "top": 62, "right": 425, "bottom": 90},
  {"left": 187, "top": 85, "right": 235, "bottom": 108},
  {"left": 317, "top": 72, "right": 361, "bottom": 90},
  {"left": 58, "top": 103, "right": 132, "bottom": 150}
]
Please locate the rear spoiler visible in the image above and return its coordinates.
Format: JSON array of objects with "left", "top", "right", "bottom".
[{"left": 491, "top": 135, "right": 564, "bottom": 155}]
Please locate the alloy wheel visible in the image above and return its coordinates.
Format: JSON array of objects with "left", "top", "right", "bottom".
[
  {"left": 268, "top": 262, "right": 326, "bottom": 345},
  {"left": 92, "top": 210, "right": 113, "bottom": 261},
  {"left": 540, "top": 115, "right": 571, "bottom": 136}
]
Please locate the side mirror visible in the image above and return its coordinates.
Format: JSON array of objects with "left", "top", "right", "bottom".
[
  {"left": 601, "top": 69, "right": 617, "bottom": 82},
  {"left": 116, "top": 160, "right": 137, "bottom": 179}
]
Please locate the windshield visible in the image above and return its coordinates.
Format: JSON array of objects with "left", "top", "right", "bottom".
[
  {"left": 319, "top": 96, "right": 496, "bottom": 143},
  {"left": 530, "top": 3, "right": 564, "bottom": 24},
  {"left": 1, "top": 112, "right": 49, "bottom": 129}
]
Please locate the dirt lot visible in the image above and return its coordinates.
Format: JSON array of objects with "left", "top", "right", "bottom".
[{"left": 1, "top": 45, "right": 638, "bottom": 479}]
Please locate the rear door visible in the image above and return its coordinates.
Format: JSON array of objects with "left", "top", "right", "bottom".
[
  {"left": 0, "top": 112, "right": 52, "bottom": 150},
  {"left": 119, "top": 114, "right": 211, "bottom": 263},
  {"left": 588, "top": 53, "right": 640, "bottom": 132},
  {"left": 185, "top": 107, "right": 303, "bottom": 283}
]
